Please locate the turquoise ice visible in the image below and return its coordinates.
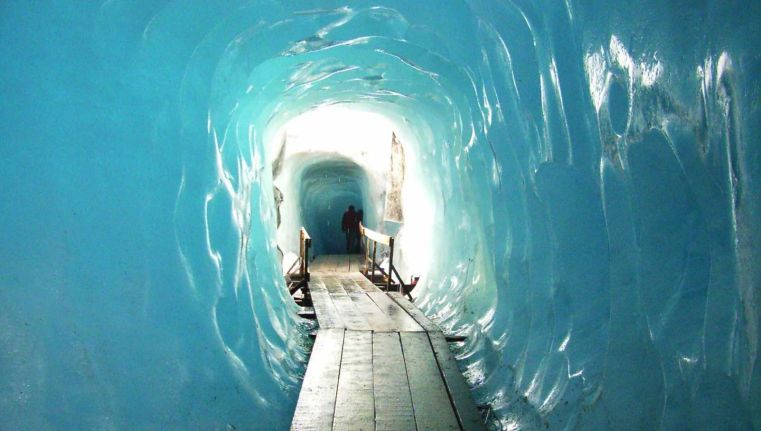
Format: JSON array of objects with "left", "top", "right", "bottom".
[{"left": 1, "top": 1, "right": 759, "bottom": 430}]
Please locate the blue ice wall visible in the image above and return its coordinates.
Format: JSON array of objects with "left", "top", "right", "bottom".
[{"left": 1, "top": 1, "right": 759, "bottom": 430}]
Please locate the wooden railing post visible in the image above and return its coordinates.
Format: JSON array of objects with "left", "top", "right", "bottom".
[
  {"left": 299, "top": 227, "right": 311, "bottom": 282},
  {"left": 299, "top": 229, "right": 305, "bottom": 277},
  {"left": 363, "top": 227, "right": 370, "bottom": 275},
  {"left": 371, "top": 242, "right": 377, "bottom": 285},
  {"left": 358, "top": 223, "right": 410, "bottom": 294},
  {"left": 387, "top": 237, "right": 394, "bottom": 292},
  {"left": 304, "top": 237, "right": 310, "bottom": 281}
]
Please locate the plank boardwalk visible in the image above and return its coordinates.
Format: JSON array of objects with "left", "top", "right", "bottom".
[{"left": 291, "top": 255, "right": 484, "bottom": 431}]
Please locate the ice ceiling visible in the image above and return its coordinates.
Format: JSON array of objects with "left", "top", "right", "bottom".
[{"left": 1, "top": 0, "right": 760, "bottom": 430}]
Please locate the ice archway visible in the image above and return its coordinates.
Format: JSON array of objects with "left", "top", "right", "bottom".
[{"left": 1, "top": 1, "right": 760, "bottom": 430}]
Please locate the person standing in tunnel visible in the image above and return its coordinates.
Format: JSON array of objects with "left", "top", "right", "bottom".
[{"left": 341, "top": 205, "right": 359, "bottom": 254}]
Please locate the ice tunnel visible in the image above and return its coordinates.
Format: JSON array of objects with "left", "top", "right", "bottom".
[
  {"left": 271, "top": 106, "right": 395, "bottom": 260},
  {"left": 1, "top": 1, "right": 760, "bottom": 430},
  {"left": 287, "top": 157, "right": 371, "bottom": 255}
]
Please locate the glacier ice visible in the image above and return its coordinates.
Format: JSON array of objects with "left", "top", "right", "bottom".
[{"left": 1, "top": 0, "right": 759, "bottom": 430}]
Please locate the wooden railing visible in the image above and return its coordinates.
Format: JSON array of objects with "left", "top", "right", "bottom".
[
  {"left": 287, "top": 227, "right": 311, "bottom": 295},
  {"left": 360, "top": 222, "right": 413, "bottom": 296},
  {"left": 299, "top": 227, "right": 311, "bottom": 281}
]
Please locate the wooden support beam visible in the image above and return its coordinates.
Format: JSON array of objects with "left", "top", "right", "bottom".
[{"left": 297, "top": 307, "right": 316, "bottom": 320}]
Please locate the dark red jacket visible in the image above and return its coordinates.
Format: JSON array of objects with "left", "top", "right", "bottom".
[{"left": 342, "top": 210, "right": 358, "bottom": 233}]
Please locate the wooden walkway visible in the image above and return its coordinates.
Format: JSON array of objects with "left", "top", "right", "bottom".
[
  {"left": 291, "top": 255, "right": 483, "bottom": 431},
  {"left": 309, "top": 254, "right": 365, "bottom": 273}
]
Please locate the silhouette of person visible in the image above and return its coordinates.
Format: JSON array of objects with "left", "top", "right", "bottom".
[{"left": 341, "top": 205, "right": 359, "bottom": 253}]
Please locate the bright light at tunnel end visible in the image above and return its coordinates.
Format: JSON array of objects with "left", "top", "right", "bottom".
[{"left": 268, "top": 104, "right": 435, "bottom": 283}]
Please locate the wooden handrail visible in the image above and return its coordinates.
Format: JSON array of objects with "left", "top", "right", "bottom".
[
  {"left": 286, "top": 227, "right": 312, "bottom": 298},
  {"left": 299, "top": 227, "right": 311, "bottom": 281},
  {"left": 359, "top": 223, "right": 403, "bottom": 294},
  {"left": 359, "top": 222, "right": 392, "bottom": 245}
]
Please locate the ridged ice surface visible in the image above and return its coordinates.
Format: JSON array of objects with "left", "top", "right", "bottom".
[{"left": 1, "top": 1, "right": 760, "bottom": 430}]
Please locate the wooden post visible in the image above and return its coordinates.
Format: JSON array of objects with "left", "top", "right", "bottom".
[
  {"left": 372, "top": 242, "right": 377, "bottom": 286},
  {"left": 363, "top": 224, "right": 369, "bottom": 275},
  {"left": 299, "top": 227, "right": 311, "bottom": 281},
  {"left": 304, "top": 237, "right": 310, "bottom": 281},
  {"left": 387, "top": 237, "right": 394, "bottom": 292},
  {"left": 366, "top": 238, "right": 371, "bottom": 274},
  {"left": 300, "top": 229, "right": 305, "bottom": 278}
]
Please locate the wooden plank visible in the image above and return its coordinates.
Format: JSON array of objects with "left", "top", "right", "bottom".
[
  {"left": 401, "top": 332, "right": 460, "bottom": 430},
  {"left": 338, "top": 278, "right": 398, "bottom": 332},
  {"left": 334, "top": 255, "right": 348, "bottom": 272},
  {"left": 322, "top": 276, "right": 372, "bottom": 331},
  {"left": 311, "top": 255, "right": 363, "bottom": 274},
  {"left": 427, "top": 332, "right": 485, "bottom": 431},
  {"left": 327, "top": 255, "right": 339, "bottom": 272},
  {"left": 348, "top": 255, "right": 358, "bottom": 272},
  {"left": 310, "top": 255, "right": 330, "bottom": 273},
  {"left": 373, "top": 332, "right": 416, "bottom": 431},
  {"left": 309, "top": 259, "right": 320, "bottom": 272},
  {"left": 330, "top": 255, "right": 343, "bottom": 272},
  {"left": 325, "top": 255, "right": 338, "bottom": 272},
  {"left": 309, "top": 278, "right": 345, "bottom": 329},
  {"left": 326, "top": 255, "right": 336, "bottom": 272},
  {"left": 387, "top": 292, "right": 440, "bottom": 333},
  {"left": 337, "top": 255, "right": 354, "bottom": 272},
  {"left": 367, "top": 292, "right": 425, "bottom": 332},
  {"left": 333, "top": 331, "right": 374, "bottom": 430},
  {"left": 291, "top": 329, "right": 345, "bottom": 431},
  {"left": 348, "top": 272, "right": 384, "bottom": 293},
  {"left": 337, "top": 276, "right": 363, "bottom": 294},
  {"left": 313, "top": 255, "right": 340, "bottom": 273}
]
